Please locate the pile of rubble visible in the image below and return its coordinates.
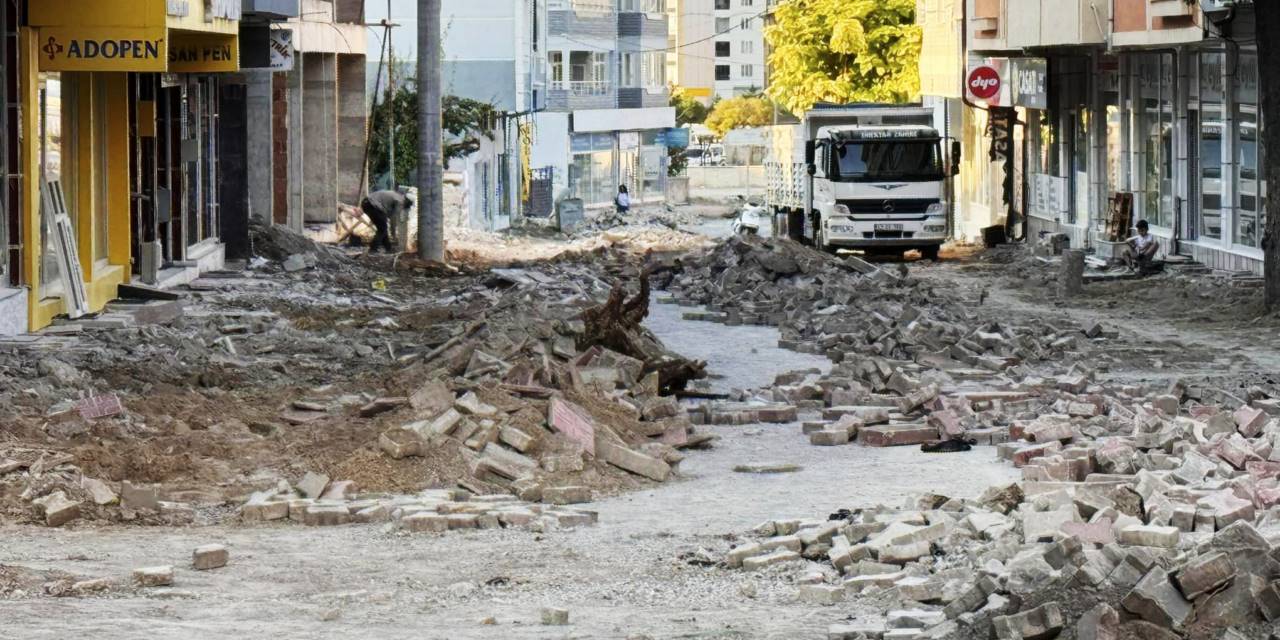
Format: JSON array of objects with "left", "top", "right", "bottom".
[{"left": 241, "top": 473, "right": 600, "bottom": 533}]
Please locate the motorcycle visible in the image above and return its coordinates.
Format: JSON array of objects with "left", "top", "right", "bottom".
[{"left": 731, "top": 196, "right": 772, "bottom": 238}]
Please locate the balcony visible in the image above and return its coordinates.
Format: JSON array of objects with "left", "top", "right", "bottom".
[
  {"left": 968, "top": 0, "right": 1110, "bottom": 51},
  {"left": 552, "top": 80, "right": 613, "bottom": 96},
  {"left": 1112, "top": 0, "right": 1203, "bottom": 47}
]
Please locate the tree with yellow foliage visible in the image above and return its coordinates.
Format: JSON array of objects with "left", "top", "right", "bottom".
[
  {"left": 704, "top": 96, "right": 774, "bottom": 137},
  {"left": 764, "top": 0, "right": 921, "bottom": 116}
]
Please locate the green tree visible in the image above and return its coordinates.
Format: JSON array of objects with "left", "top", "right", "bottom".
[
  {"left": 368, "top": 77, "right": 497, "bottom": 190},
  {"left": 704, "top": 96, "right": 774, "bottom": 137},
  {"left": 764, "top": 0, "right": 921, "bottom": 115}
]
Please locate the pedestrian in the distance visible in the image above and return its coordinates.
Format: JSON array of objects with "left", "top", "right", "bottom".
[
  {"left": 615, "top": 185, "right": 631, "bottom": 215},
  {"left": 361, "top": 189, "right": 413, "bottom": 253}
]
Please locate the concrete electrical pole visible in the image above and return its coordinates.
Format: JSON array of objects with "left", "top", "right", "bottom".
[{"left": 417, "top": 0, "right": 444, "bottom": 261}]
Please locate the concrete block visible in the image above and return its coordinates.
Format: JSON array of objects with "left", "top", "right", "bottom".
[
  {"left": 878, "top": 540, "right": 932, "bottom": 565},
  {"left": 242, "top": 498, "right": 289, "bottom": 521},
  {"left": 860, "top": 424, "right": 938, "bottom": 447},
  {"left": 297, "top": 472, "right": 329, "bottom": 499},
  {"left": 540, "top": 607, "right": 569, "bottom": 625},
  {"left": 742, "top": 549, "right": 800, "bottom": 571},
  {"left": 320, "top": 480, "right": 356, "bottom": 501},
  {"left": 402, "top": 513, "right": 449, "bottom": 532},
  {"left": 1118, "top": 525, "right": 1180, "bottom": 549},
  {"left": 133, "top": 565, "right": 174, "bottom": 587},
  {"left": 1121, "top": 568, "right": 1193, "bottom": 631},
  {"left": 1172, "top": 551, "right": 1235, "bottom": 600},
  {"left": 798, "top": 584, "right": 846, "bottom": 605},
  {"left": 1235, "top": 405, "right": 1268, "bottom": 437},
  {"left": 992, "top": 602, "right": 1064, "bottom": 640},
  {"left": 811, "top": 428, "right": 850, "bottom": 446},
  {"left": 121, "top": 481, "right": 160, "bottom": 510},
  {"left": 597, "top": 440, "right": 670, "bottom": 481},
  {"left": 193, "top": 544, "right": 228, "bottom": 570},
  {"left": 542, "top": 486, "right": 592, "bottom": 505},
  {"left": 887, "top": 609, "right": 946, "bottom": 629},
  {"left": 303, "top": 505, "right": 351, "bottom": 526},
  {"left": 80, "top": 477, "right": 118, "bottom": 505},
  {"left": 33, "top": 491, "right": 81, "bottom": 527}
]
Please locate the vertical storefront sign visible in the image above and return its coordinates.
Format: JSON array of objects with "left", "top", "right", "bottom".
[
  {"left": 1011, "top": 58, "right": 1047, "bottom": 110},
  {"left": 268, "top": 29, "right": 294, "bottom": 71}
]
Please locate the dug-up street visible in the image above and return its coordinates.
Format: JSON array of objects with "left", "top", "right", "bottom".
[{"left": 5, "top": 208, "right": 1280, "bottom": 640}]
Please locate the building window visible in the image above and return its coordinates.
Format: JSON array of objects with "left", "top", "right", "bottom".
[
  {"left": 621, "top": 52, "right": 638, "bottom": 87},
  {"left": 715, "top": 65, "right": 730, "bottom": 81},
  {"left": 642, "top": 52, "right": 666, "bottom": 90},
  {"left": 740, "top": 17, "right": 751, "bottom": 30},
  {"left": 570, "top": 0, "right": 612, "bottom": 13},
  {"left": 549, "top": 51, "right": 564, "bottom": 86},
  {"left": 715, "top": 17, "right": 730, "bottom": 33},
  {"left": 1235, "top": 48, "right": 1264, "bottom": 249},
  {"left": 740, "top": 64, "right": 753, "bottom": 78},
  {"left": 619, "top": 0, "right": 666, "bottom": 11},
  {"left": 714, "top": 0, "right": 730, "bottom": 9},
  {"left": 715, "top": 41, "right": 730, "bottom": 57},
  {"left": 741, "top": 40, "right": 754, "bottom": 54},
  {"left": 741, "top": 0, "right": 753, "bottom": 5}
]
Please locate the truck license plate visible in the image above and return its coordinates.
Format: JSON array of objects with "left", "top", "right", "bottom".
[{"left": 874, "top": 223, "right": 903, "bottom": 232}]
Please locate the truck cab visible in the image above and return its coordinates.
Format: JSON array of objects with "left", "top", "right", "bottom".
[
  {"left": 811, "top": 126, "right": 949, "bottom": 258},
  {"left": 764, "top": 104, "right": 959, "bottom": 260}
]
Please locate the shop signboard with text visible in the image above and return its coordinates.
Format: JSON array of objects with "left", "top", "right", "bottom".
[
  {"left": 168, "top": 33, "right": 239, "bottom": 72},
  {"left": 965, "top": 57, "right": 1047, "bottom": 110},
  {"left": 37, "top": 27, "right": 168, "bottom": 72}
]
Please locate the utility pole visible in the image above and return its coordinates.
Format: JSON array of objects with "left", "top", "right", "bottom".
[
  {"left": 418, "top": 0, "right": 444, "bottom": 261},
  {"left": 386, "top": 0, "right": 396, "bottom": 190}
]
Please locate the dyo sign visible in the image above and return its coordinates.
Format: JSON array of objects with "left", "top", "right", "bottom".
[{"left": 967, "top": 65, "right": 1002, "bottom": 101}]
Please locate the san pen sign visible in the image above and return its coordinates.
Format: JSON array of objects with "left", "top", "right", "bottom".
[
  {"left": 37, "top": 27, "right": 167, "bottom": 72},
  {"left": 168, "top": 33, "right": 239, "bottom": 72}
]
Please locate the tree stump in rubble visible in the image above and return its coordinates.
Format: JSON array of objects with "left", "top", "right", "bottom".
[{"left": 580, "top": 268, "right": 706, "bottom": 395}]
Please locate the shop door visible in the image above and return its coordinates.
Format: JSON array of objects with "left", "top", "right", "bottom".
[
  {"left": 183, "top": 76, "right": 220, "bottom": 250},
  {"left": 157, "top": 79, "right": 183, "bottom": 262}
]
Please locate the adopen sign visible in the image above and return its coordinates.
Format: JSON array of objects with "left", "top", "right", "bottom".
[{"left": 38, "top": 27, "right": 167, "bottom": 72}]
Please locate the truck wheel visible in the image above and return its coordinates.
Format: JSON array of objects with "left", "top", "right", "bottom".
[{"left": 922, "top": 246, "right": 941, "bottom": 261}]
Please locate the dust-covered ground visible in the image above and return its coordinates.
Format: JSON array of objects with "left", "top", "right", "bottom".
[{"left": 7, "top": 224, "right": 1280, "bottom": 638}]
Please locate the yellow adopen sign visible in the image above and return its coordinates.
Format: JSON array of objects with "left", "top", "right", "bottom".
[
  {"left": 168, "top": 33, "right": 239, "bottom": 73},
  {"left": 37, "top": 27, "right": 168, "bottom": 72}
]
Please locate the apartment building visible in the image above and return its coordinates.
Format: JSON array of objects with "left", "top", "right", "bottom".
[
  {"left": 711, "top": 0, "right": 766, "bottom": 99},
  {"left": 666, "top": 0, "right": 715, "bottom": 102},
  {"left": 444, "top": 0, "right": 677, "bottom": 217},
  {"left": 960, "top": 0, "right": 1265, "bottom": 273}
]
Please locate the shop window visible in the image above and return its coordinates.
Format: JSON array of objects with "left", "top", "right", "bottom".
[
  {"left": 1197, "top": 51, "right": 1225, "bottom": 240},
  {"left": 37, "top": 72, "right": 79, "bottom": 293},
  {"left": 1235, "top": 49, "right": 1264, "bottom": 249},
  {"left": 1136, "top": 53, "right": 1174, "bottom": 229}
]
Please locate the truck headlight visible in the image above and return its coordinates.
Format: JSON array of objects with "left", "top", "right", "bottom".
[
  {"left": 830, "top": 225, "right": 856, "bottom": 233},
  {"left": 833, "top": 204, "right": 851, "bottom": 216},
  {"left": 925, "top": 203, "right": 946, "bottom": 217},
  {"left": 924, "top": 225, "right": 946, "bottom": 233}
]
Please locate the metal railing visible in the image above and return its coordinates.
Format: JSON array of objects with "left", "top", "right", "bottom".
[{"left": 551, "top": 80, "right": 612, "bottom": 96}]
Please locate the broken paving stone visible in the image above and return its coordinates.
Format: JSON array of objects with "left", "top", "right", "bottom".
[
  {"left": 133, "top": 566, "right": 174, "bottom": 587},
  {"left": 596, "top": 439, "right": 670, "bottom": 482},
  {"left": 320, "top": 480, "right": 357, "bottom": 501},
  {"left": 798, "top": 584, "right": 846, "bottom": 605},
  {"left": 297, "top": 472, "right": 330, "bottom": 500},
  {"left": 455, "top": 391, "right": 497, "bottom": 416},
  {"left": 80, "top": 477, "right": 118, "bottom": 505},
  {"left": 121, "top": 481, "right": 160, "bottom": 511},
  {"left": 358, "top": 396, "right": 407, "bottom": 418},
  {"left": 540, "top": 607, "right": 569, "bottom": 626},
  {"left": 542, "top": 486, "right": 592, "bottom": 505},
  {"left": 742, "top": 549, "right": 801, "bottom": 571},
  {"left": 33, "top": 491, "right": 81, "bottom": 527},
  {"left": 1118, "top": 525, "right": 1180, "bottom": 549},
  {"left": 993, "top": 602, "right": 1064, "bottom": 640},
  {"left": 1172, "top": 551, "right": 1235, "bottom": 600},
  {"left": 1121, "top": 567, "right": 1193, "bottom": 631},
  {"left": 733, "top": 462, "right": 802, "bottom": 474},
  {"left": 193, "top": 544, "right": 229, "bottom": 570}
]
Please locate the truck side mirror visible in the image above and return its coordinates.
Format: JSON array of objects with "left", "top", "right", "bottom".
[
  {"left": 950, "top": 140, "right": 962, "bottom": 177},
  {"left": 805, "top": 141, "right": 816, "bottom": 176}
]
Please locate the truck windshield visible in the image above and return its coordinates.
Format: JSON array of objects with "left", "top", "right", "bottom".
[{"left": 833, "top": 141, "right": 943, "bottom": 182}]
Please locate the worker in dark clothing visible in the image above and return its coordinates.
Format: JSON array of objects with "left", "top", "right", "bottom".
[{"left": 361, "top": 189, "right": 413, "bottom": 253}]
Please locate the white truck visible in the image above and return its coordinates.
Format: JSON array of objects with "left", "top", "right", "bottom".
[{"left": 765, "top": 104, "right": 960, "bottom": 260}]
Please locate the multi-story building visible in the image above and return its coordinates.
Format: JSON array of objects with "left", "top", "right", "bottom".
[
  {"left": 711, "top": 0, "right": 766, "bottom": 99},
  {"left": 957, "top": 0, "right": 1265, "bottom": 273},
  {"left": 666, "top": 0, "right": 715, "bottom": 103},
  {"left": 444, "top": 0, "right": 676, "bottom": 218}
]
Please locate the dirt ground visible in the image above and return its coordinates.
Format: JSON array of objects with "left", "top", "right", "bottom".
[
  {"left": 0, "top": 308, "right": 1016, "bottom": 640},
  {"left": 7, "top": 218, "right": 1280, "bottom": 638}
]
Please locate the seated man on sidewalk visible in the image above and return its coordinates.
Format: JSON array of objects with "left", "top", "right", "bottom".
[{"left": 1123, "top": 219, "right": 1161, "bottom": 274}]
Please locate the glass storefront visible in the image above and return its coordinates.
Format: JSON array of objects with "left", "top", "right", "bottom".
[
  {"left": 1134, "top": 53, "right": 1175, "bottom": 229},
  {"left": 1195, "top": 51, "right": 1225, "bottom": 240},
  {"left": 570, "top": 132, "right": 615, "bottom": 205},
  {"left": 1235, "top": 48, "right": 1264, "bottom": 249}
]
